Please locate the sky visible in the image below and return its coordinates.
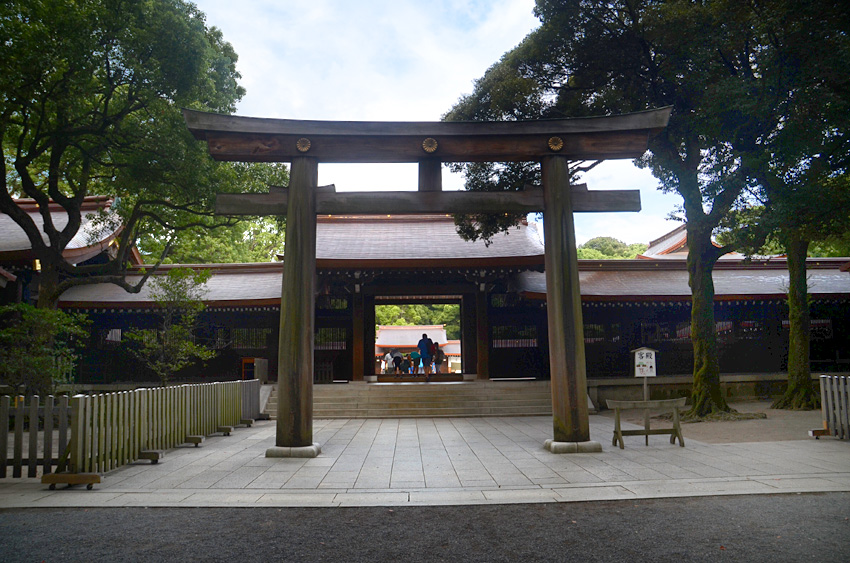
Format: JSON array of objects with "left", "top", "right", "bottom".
[{"left": 193, "top": 0, "right": 682, "bottom": 246}]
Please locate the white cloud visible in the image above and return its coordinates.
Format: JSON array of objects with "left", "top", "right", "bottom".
[{"left": 192, "top": 1, "right": 680, "bottom": 242}]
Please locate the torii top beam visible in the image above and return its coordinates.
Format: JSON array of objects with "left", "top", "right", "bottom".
[{"left": 182, "top": 108, "right": 671, "bottom": 163}]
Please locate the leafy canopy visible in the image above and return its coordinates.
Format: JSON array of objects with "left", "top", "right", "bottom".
[
  {"left": 138, "top": 163, "right": 290, "bottom": 264},
  {"left": 376, "top": 304, "right": 461, "bottom": 340},
  {"left": 0, "top": 0, "right": 262, "bottom": 305},
  {"left": 577, "top": 237, "right": 647, "bottom": 259}
]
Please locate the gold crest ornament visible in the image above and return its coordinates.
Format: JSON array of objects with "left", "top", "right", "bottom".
[
  {"left": 296, "top": 138, "right": 312, "bottom": 152},
  {"left": 422, "top": 137, "right": 438, "bottom": 153}
]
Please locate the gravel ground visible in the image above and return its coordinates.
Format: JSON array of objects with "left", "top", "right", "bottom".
[
  {"left": 597, "top": 401, "right": 825, "bottom": 443},
  {"left": 2, "top": 493, "right": 848, "bottom": 562}
]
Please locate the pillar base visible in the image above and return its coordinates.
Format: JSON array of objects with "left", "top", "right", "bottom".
[
  {"left": 266, "top": 443, "right": 322, "bottom": 458},
  {"left": 544, "top": 439, "right": 602, "bottom": 454}
]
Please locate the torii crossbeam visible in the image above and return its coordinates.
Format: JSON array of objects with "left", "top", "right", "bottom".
[{"left": 184, "top": 108, "right": 671, "bottom": 456}]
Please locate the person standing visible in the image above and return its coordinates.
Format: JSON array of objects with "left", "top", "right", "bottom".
[
  {"left": 433, "top": 343, "right": 446, "bottom": 375},
  {"left": 417, "top": 333, "right": 433, "bottom": 380}
]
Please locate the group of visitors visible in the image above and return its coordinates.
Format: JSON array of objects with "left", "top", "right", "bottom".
[{"left": 381, "top": 333, "right": 447, "bottom": 382}]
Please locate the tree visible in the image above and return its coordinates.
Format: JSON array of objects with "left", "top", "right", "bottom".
[
  {"left": 0, "top": 0, "right": 251, "bottom": 307},
  {"left": 446, "top": 0, "right": 748, "bottom": 416},
  {"left": 0, "top": 303, "right": 89, "bottom": 396},
  {"left": 375, "top": 304, "right": 461, "bottom": 340},
  {"left": 709, "top": 0, "right": 850, "bottom": 408},
  {"left": 123, "top": 268, "right": 215, "bottom": 385},
  {"left": 578, "top": 237, "right": 647, "bottom": 259},
  {"left": 138, "top": 163, "right": 289, "bottom": 264}
]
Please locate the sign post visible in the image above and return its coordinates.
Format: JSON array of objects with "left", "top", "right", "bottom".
[{"left": 633, "top": 347, "right": 657, "bottom": 444}]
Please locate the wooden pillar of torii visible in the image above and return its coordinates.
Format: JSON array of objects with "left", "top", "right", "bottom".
[{"left": 184, "top": 108, "right": 670, "bottom": 456}]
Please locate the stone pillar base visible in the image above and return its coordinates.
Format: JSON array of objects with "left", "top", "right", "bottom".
[
  {"left": 266, "top": 443, "right": 322, "bottom": 458},
  {"left": 544, "top": 439, "right": 602, "bottom": 454}
]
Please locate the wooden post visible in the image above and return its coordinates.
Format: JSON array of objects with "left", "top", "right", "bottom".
[
  {"left": 13, "top": 396, "right": 23, "bottom": 477},
  {"left": 0, "top": 396, "right": 8, "bottom": 478},
  {"left": 352, "top": 291, "right": 364, "bottom": 381},
  {"left": 475, "top": 289, "right": 489, "bottom": 380},
  {"left": 57, "top": 395, "right": 68, "bottom": 470},
  {"left": 541, "top": 156, "right": 599, "bottom": 452},
  {"left": 28, "top": 396, "right": 39, "bottom": 477},
  {"left": 271, "top": 156, "right": 320, "bottom": 455},
  {"left": 418, "top": 159, "right": 442, "bottom": 192},
  {"left": 364, "top": 295, "right": 376, "bottom": 376},
  {"left": 70, "top": 395, "right": 85, "bottom": 474},
  {"left": 461, "top": 294, "right": 478, "bottom": 375}
]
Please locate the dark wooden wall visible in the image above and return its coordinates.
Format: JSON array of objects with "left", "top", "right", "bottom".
[{"left": 68, "top": 295, "right": 850, "bottom": 385}]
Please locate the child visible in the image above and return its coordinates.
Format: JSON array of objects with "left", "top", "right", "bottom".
[{"left": 410, "top": 350, "right": 421, "bottom": 375}]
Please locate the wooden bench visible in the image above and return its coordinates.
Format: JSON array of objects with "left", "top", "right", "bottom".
[{"left": 606, "top": 397, "right": 686, "bottom": 449}]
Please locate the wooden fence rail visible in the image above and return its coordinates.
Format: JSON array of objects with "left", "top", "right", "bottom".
[
  {"left": 241, "top": 379, "right": 261, "bottom": 421},
  {"left": 1, "top": 395, "right": 71, "bottom": 478},
  {"left": 821, "top": 375, "right": 849, "bottom": 440},
  {"left": 2, "top": 379, "right": 261, "bottom": 479}
]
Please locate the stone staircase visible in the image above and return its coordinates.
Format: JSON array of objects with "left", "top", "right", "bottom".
[{"left": 263, "top": 380, "right": 555, "bottom": 419}]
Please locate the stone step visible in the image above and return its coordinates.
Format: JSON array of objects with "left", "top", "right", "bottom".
[
  {"left": 264, "top": 381, "right": 557, "bottom": 419},
  {"left": 311, "top": 409, "right": 553, "bottom": 419}
]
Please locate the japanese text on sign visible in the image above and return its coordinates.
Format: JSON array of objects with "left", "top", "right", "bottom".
[{"left": 635, "top": 349, "right": 656, "bottom": 377}]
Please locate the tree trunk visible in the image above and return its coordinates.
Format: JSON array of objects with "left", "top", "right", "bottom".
[
  {"left": 772, "top": 232, "right": 819, "bottom": 409},
  {"left": 36, "top": 265, "right": 61, "bottom": 309},
  {"left": 686, "top": 224, "right": 730, "bottom": 416}
]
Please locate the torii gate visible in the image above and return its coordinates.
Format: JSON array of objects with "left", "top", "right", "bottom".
[{"left": 184, "top": 108, "right": 670, "bottom": 457}]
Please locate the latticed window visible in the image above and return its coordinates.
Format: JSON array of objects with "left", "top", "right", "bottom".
[
  {"left": 316, "top": 296, "right": 349, "bottom": 310},
  {"left": 315, "top": 327, "right": 347, "bottom": 350},
  {"left": 782, "top": 319, "right": 833, "bottom": 340},
  {"left": 584, "top": 324, "right": 605, "bottom": 344},
  {"left": 214, "top": 327, "right": 272, "bottom": 349},
  {"left": 231, "top": 328, "right": 273, "bottom": 349},
  {"left": 213, "top": 328, "right": 230, "bottom": 349},
  {"left": 492, "top": 325, "right": 538, "bottom": 348},
  {"left": 491, "top": 293, "right": 523, "bottom": 308},
  {"left": 96, "top": 328, "right": 123, "bottom": 348}
]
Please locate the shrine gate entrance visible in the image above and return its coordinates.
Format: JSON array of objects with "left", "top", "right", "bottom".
[{"left": 184, "top": 108, "right": 670, "bottom": 456}]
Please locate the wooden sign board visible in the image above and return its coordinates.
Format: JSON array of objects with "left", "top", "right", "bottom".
[{"left": 633, "top": 347, "right": 657, "bottom": 378}]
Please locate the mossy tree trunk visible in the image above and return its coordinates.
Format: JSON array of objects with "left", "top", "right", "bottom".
[
  {"left": 686, "top": 222, "right": 731, "bottom": 417},
  {"left": 772, "top": 232, "right": 819, "bottom": 409}
]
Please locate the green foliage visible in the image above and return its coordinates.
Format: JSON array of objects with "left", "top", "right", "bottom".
[
  {"left": 577, "top": 237, "right": 647, "bottom": 259},
  {"left": 703, "top": 1, "right": 850, "bottom": 408},
  {"left": 138, "top": 163, "right": 289, "bottom": 264},
  {"left": 811, "top": 230, "right": 850, "bottom": 257},
  {"left": 445, "top": 0, "right": 759, "bottom": 415},
  {"left": 375, "top": 304, "right": 461, "bottom": 340},
  {"left": 444, "top": 0, "right": 850, "bottom": 415},
  {"left": 0, "top": 303, "right": 89, "bottom": 396},
  {"left": 123, "top": 268, "right": 216, "bottom": 385},
  {"left": 0, "top": 0, "right": 255, "bottom": 306}
]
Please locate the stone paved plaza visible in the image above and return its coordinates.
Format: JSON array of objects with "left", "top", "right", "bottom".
[{"left": 1, "top": 410, "right": 849, "bottom": 508}]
